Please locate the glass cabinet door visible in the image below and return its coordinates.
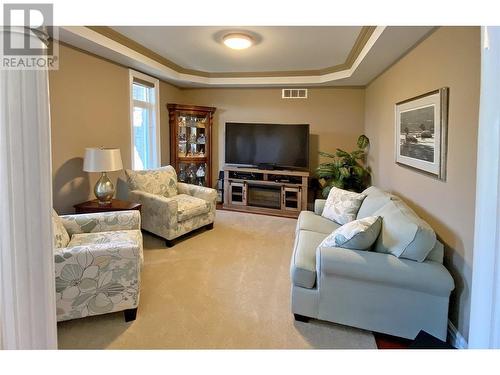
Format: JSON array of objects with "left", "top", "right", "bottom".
[
  {"left": 178, "top": 162, "right": 208, "bottom": 186},
  {"left": 177, "top": 113, "right": 208, "bottom": 159},
  {"left": 168, "top": 103, "right": 215, "bottom": 188}
]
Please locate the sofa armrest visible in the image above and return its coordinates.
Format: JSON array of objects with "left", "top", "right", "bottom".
[
  {"left": 314, "top": 199, "right": 326, "bottom": 215},
  {"left": 317, "top": 246, "right": 455, "bottom": 297},
  {"left": 177, "top": 182, "right": 217, "bottom": 204},
  {"left": 60, "top": 210, "right": 141, "bottom": 236},
  {"left": 54, "top": 241, "right": 142, "bottom": 318},
  {"left": 129, "top": 189, "right": 178, "bottom": 226}
]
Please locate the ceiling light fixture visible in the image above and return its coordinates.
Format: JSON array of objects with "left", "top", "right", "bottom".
[{"left": 223, "top": 33, "right": 253, "bottom": 50}]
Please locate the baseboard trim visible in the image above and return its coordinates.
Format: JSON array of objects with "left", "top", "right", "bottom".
[{"left": 448, "top": 320, "right": 468, "bottom": 349}]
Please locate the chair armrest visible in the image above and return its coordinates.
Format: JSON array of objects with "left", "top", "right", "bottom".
[
  {"left": 128, "top": 189, "right": 178, "bottom": 228},
  {"left": 316, "top": 246, "right": 455, "bottom": 297},
  {"left": 314, "top": 199, "right": 326, "bottom": 215},
  {"left": 60, "top": 210, "right": 141, "bottom": 236},
  {"left": 54, "top": 242, "right": 142, "bottom": 308},
  {"left": 177, "top": 182, "right": 217, "bottom": 204}
]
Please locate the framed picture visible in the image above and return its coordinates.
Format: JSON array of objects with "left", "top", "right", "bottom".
[{"left": 395, "top": 87, "right": 449, "bottom": 180}]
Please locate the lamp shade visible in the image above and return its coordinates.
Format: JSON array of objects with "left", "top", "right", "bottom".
[{"left": 83, "top": 148, "right": 123, "bottom": 172}]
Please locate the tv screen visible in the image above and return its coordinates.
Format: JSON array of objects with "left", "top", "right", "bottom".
[{"left": 225, "top": 123, "right": 309, "bottom": 169}]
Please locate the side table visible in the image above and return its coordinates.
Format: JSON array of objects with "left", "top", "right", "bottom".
[{"left": 73, "top": 199, "right": 141, "bottom": 214}]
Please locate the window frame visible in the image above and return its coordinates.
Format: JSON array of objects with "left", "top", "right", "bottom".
[{"left": 128, "top": 69, "right": 161, "bottom": 170}]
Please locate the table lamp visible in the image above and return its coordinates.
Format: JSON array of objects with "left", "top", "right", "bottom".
[{"left": 83, "top": 148, "right": 123, "bottom": 205}]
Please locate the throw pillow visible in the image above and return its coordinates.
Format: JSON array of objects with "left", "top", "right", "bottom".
[
  {"left": 319, "top": 216, "right": 382, "bottom": 250},
  {"left": 356, "top": 186, "right": 393, "bottom": 219},
  {"left": 125, "top": 166, "right": 178, "bottom": 198},
  {"left": 321, "top": 187, "right": 366, "bottom": 225},
  {"left": 52, "top": 209, "right": 70, "bottom": 248},
  {"left": 372, "top": 199, "right": 436, "bottom": 262}
]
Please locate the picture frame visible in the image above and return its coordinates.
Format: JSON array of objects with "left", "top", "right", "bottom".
[{"left": 395, "top": 87, "right": 449, "bottom": 180}]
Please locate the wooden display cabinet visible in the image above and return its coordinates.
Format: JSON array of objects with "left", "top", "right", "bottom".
[{"left": 167, "top": 103, "right": 216, "bottom": 187}]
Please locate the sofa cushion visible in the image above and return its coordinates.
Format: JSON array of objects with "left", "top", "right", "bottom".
[
  {"left": 318, "top": 246, "right": 454, "bottom": 296},
  {"left": 322, "top": 187, "right": 366, "bottom": 225},
  {"left": 68, "top": 229, "right": 143, "bottom": 265},
  {"left": 319, "top": 216, "right": 382, "bottom": 251},
  {"left": 52, "top": 209, "right": 70, "bottom": 248},
  {"left": 290, "top": 230, "right": 327, "bottom": 289},
  {"left": 297, "top": 210, "right": 341, "bottom": 234},
  {"left": 125, "top": 166, "right": 178, "bottom": 198},
  {"left": 170, "top": 194, "right": 210, "bottom": 222},
  {"left": 68, "top": 230, "right": 141, "bottom": 247},
  {"left": 426, "top": 240, "right": 444, "bottom": 264},
  {"left": 357, "top": 186, "right": 393, "bottom": 219},
  {"left": 373, "top": 199, "right": 436, "bottom": 262}
]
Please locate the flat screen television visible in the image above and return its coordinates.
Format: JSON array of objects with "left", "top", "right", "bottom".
[{"left": 225, "top": 122, "right": 309, "bottom": 170}]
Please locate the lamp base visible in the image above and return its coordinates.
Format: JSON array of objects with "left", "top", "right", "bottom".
[{"left": 94, "top": 172, "right": 115, "bottom": 205}]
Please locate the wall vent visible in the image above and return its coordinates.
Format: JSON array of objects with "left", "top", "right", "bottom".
[{"left": 282, "top": 88, "right": 308, "bottom": 99}]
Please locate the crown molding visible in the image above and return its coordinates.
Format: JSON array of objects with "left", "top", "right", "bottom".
[
  {"left": 58, "top": 26, "right": 385, "bottom": 87},
  {"left": 87, "top": 26, "right": 376, "bottom": 78}
]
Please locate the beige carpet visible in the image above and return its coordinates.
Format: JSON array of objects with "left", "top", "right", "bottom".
[{"left": 57, "top": 210, "right": 376, "bottom": 349}]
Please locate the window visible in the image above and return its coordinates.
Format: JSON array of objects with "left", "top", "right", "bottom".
[{"left": 129, "top": 70, "right": 160, "bottom": 170}]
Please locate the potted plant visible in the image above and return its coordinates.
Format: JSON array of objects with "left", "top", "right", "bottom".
[{"left": 316, "top": 134, "right": 371, "bottom": 197}]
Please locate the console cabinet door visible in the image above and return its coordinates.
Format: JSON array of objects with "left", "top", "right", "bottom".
[
  {"left": 229, "top": 182, "right": 246, "bottom": 205},
  {"left": 282, "top": 187, "right": 301, "bottom": 211}
]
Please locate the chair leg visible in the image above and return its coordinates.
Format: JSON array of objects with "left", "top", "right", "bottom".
[
  {"left": 165, "top": 239, "right": 175, "bottom": 247},
  {"left": 124, "top": 308, "right": 138, "bottom": 322},
  {"left": 294, "top": 313, "right": 310, "bottom": 323},
  {"left": 206, "top": 222, "right": 214, "bottom": 230}
]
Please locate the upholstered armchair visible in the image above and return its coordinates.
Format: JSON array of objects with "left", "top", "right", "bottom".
[
  {"left": 118, "top": 165, "right": 217, "bottom": 247},
  {"left": 52, "top": 209, "right": 143, "bottom": 322}
]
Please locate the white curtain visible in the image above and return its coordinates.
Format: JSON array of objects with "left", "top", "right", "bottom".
[
  {"left": 469, "top": 26, "right": 500, "bottom": 349},
  {"left": 0, "top": 28, "right": 57, "bottom": 349}
]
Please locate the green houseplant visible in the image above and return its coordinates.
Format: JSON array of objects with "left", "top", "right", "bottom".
[{"left": 316, "top": 134, "right": 371, "bottom": 197}]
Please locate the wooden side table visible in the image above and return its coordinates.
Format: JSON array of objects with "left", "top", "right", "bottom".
[{"left": 73, "top": 199, "right": 141, "bottom": 214}]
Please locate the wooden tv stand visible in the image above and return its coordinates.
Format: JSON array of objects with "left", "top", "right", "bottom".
[{"left": 223, "top": 166, "right": 309, "bottom": 218}]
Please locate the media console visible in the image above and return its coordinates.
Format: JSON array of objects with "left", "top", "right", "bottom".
[{"left": 223, "top": 165, "right": 309, "bottom": 218}]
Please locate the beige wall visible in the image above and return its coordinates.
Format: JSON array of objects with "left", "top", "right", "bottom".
[
  {"left": 49, "top": 44, "right": 181, "bottom": 214},
  {"left": 182, "top": 88, "right": 365, "bottom": 184},
  {"left": 364, "top": 27, "right": 480, "bottom": 340}
]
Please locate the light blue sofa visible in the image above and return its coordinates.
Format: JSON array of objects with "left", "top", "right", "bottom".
[{"left": 290, "top": 186, "right": 455, "bottom": 340}]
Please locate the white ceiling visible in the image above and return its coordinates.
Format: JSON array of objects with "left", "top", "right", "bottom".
[
  {"left": 58, "top": 26, "right": 435, "bottom": 87},
  {"left": 110, "top": 26, "right": 362, "bottom": 73}
]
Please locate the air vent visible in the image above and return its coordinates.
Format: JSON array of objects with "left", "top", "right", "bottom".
[{"left": 282, "top": 88, "right": 308, "bottom": 99}]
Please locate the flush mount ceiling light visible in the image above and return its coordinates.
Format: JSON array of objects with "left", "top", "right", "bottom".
[{"left": 223, "top": 33, "right": 253, "bottom": 50}]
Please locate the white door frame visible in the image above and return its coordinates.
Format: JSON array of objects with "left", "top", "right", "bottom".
[
  {"left": 128, "top": 69, "right": 161, "bottom": 170},
  {"left": 0, "top": 28, "right": 58, "bottom": 349},
  {"left": 468, "top": 26, "right": 500, "bottom": 349}
]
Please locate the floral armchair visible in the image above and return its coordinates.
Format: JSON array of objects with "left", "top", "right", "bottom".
[
  {"left": 52, "top": 209, "right": 143, "bottom": 322},
  {"left": 120, "top": 165, "right": 217, "bottom": 247}
]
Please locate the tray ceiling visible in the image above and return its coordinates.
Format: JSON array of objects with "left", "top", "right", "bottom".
[
  {"left": 109, "top": 26, "right": 363, "bottom": 74},
  {"left": 57, "top": 26, "right": 435, "bottom": 87}
]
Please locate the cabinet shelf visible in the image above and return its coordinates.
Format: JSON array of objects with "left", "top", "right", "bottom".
[
  {"left": 177, "top": 156, "right": 208, "bottom": 162},
  {"left": 178, "top": 125, "right": 206, "bottom": 129}
]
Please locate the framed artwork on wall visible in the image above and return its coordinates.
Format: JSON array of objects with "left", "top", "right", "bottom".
[{"left": 395, "top": 87, "right": 449, "bottom": 181}]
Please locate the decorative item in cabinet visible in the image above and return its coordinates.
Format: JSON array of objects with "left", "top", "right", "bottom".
[
  {"left": 168, "top": 103, "right": 216, "bottom": 187},
  {"left": 178, "top": 162, "right": 208, "bottom": 186}
]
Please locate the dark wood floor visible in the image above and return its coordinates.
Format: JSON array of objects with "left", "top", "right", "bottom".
[{"left": 374, "top": 333, "right": 412, "bottom": 349}]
